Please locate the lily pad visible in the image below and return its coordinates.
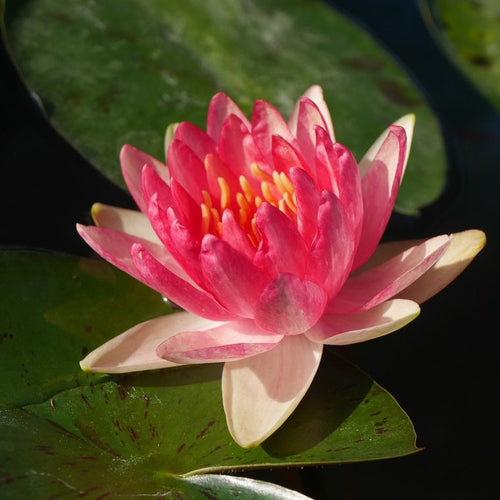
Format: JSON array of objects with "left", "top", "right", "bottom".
[
  {"left": 0, "top": 250, "right": 420, "bottom": 497},
  {"left": 421, "top": 0, "right": 500, "bottom": 111},
  {"left": 2, "top": 0, "right": 445, "bottom": 214}
]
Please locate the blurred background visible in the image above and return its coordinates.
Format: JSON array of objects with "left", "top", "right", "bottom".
[{"left": 1, "top": 0, "right": 499, "bottom": 498}]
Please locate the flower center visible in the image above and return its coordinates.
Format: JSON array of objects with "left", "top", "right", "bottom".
[{"left": 200, "top": 161, "right": 297, "bottom": 247}]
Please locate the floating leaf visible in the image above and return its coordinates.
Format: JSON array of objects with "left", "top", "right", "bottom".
[
  {"left": 0, "top": 250, "right": 419, "bottom": 496},
  {"left": 421, "top": 0, "right": 500, "bottom": 111},
  {"left": 2, "top": 0, "right": 446, "bottom": 214}
]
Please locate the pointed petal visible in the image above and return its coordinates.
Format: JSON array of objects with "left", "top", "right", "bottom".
[
  {"left": 289, "top": 85, "right": 335, "bottom": 140},
  {"left": 254, "top": 273, "right": 328, "bottom": 335},
  {"left": 132, "top": 244, "right": 236, "bottom": 321},
  {"left": 359, "top": 114, "right": 415, "bottom": 178},
  {"left": 331, "top": 234, "right": 452, "bottom": 313},
  {"left": 221, "top": 209, "right": 256, "bottom": 261},
  {"left": 271, "top": 135, "right": 309, "bottom": 176},
  {"left": 167, "top": 139, "right": 207, "bottom": 203},
  {"left": 294, "top": 98, "right": 329, "bottom": 168},
  {"left": 91, "top": 203, "right": 161, "bottom": 245},
  {"left": 173, "top": 121, "right": 217, "bottom": 161},
  {"left": 200, "top": 235, "right": 271, "bottom": 317},
  {"left": 120, "top": 144, "right": 168, "bottom": 213},
  {"left": 290, "top": 167, "right": 320, "bottom": 247},
  {"left": 252, "top": 99, "right": 297, "bottom": 166},
  {"left": 254, "top": 203, "right": 309, "bottom": 277},
  {"left": 219, "top": 114, "right": 263, "bottom": 181},
  {"left": 157, "top": 320, "right": 283, "bottom": 363},
  {"left": 307, "top": 299, "right": 420, "bottom": 345},
  {"left": 305, "top": 191, "right": 355, "bottom": 298},
  {"left": 397, "top": 229, "right": 486, "bottom": 304},
  {"left": 80, "top": 312, "right": 217, "bottom": 373},
  {"left": 353, "top": 125, "right": 407, "bottom": 269},
  {"left": 222, "top": 335, "right": 323, "bottom": 447},
  {"left": 207, "top": 92, "right": 251, "bottom": 142}
]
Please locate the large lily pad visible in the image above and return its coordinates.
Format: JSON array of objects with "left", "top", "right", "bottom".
[
  {"left": 421, "top": 0, "right": 500, "bottom": 111},
  {"left": 2, "top": 0, "right": 445, "bottom": 214},
  {"left": 0, "top": 250, "right": 420, "bottom": 496}
]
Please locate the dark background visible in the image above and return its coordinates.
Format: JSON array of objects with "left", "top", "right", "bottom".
[{"left": 1, "top": 0, "right": 499, "bottom": 498}]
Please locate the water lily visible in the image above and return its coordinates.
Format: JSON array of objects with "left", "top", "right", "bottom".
[{"left": 77, "top": 86, "right": 485, "bottom": 448}]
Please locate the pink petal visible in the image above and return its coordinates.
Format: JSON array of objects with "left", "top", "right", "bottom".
[
  {"left": 294, "top": 98, "right": 329, "bottom": 168},
  {"left": 207, "top": 92, "right": 251, "bottom": 142},
  {"left": 252, "top": 99, "right": 297, "bottom": 167},
  {"left": 173, "top": 121, "right": 217, "bottom": 161},
  {"left": 271, "top": 135, "right": 309, "bottom": 177},
  {"left": 306, "top": 299, "right": 420, "bottom": 345},
  {"left": 353, "top": 125, "right": 407, "bottom": 269},
  {"left": 76, "top": 223, "right": 172, "bottom": 283},
  {"left": 120, "top": 144, "right": 168, "bottom": 213},
  {"left": 289, "top": 167, "right": 320, "bottom": 247},
  {"left": 141, "top": 163, "right": 175, "bottom": 214},
  {"left": 132, "top": 244, "right": 235, "bottom": 321},
  {"left": 359, "top": 114, "right": 415, "bottom": 178},
  {"left": 170, "top": 179, "right": 202, "bottom": 236},
  {"left": 200, "top": 235, "right": 271, "bottom": 318},
  {"left": 167, "top": 139, "right": 207, "bottom": 203},
  {"left": 157, "top": 320, "right": 283, "bottom": 363},
  {"left": 219, "top": 114, "right": 264, "bottom": 182},
  {"left": 331, "top": 234, "right": 452, "bottom": 314},
  {"left": 80, "top": 312, "right": 218, "bottom": 373},
  {"left": 222, "top": 335, "right": 323, "bottom": 447},
  {"left": 254, "top": 203, "right": 309, "bottom": 277},
  {"left": 254, "top": 273, "right": 328, "bottom": 335},
  {"left": 289, "top": 85, "right": 335, "bottom": 140},
  {"left": 396, "top": 229, "right": 486, "bottom": 304},
  {"left": 305, "top": 191, "right": 354, "bottom": 298},
  {"left": 221, "top": 209, "right": 256, "bottom": 261},
  {"left": 91, "top": 203, "right": 161, "bottom": 245}
]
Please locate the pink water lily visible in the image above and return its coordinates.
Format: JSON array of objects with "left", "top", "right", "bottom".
[{"left": 77, "top": 86, "right": 485, "bottom": 447}]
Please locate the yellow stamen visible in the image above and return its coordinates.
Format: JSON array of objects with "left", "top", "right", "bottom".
[
  {"left": 236, "top": 192, "right": 251, "bottom": 214},
  {"left": 239, "top": 208, "right": 248, "bottom": 227},
  {"left": 280, "top": 171, "right": 294, "bottom": 193},
  {"left": 202, "top": 190, "right": 213, "bottom": 209},
  {"left": 272, "top": 171, "right": 286, "bottom": 194},
  {"left": 210, "top": 207, "right": 221, "bottom": 227},
  {"left": 283, "top": 192, "right": 297, "bottom": 213},
  {"left": 201, "top": 203, "right": 211, "bottom": 234},
  {"left": 254, "top": 196, "right": 263, "bottom": 208},
  {"left": 239, "top": 175, "right": 256, "bottom": 203},
  {"left": 261, "top": 181, "right": 277, "bottom": 204},
  {"left": 250, "top": 162, "right": 273, "bottom": 182},
  {"left": 217, "top": 177, "right": 231, "bottom": 210}
]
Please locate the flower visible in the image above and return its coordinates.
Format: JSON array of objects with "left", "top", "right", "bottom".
[{"left": 77, "top": 86, "right": 485, "bottom": 448}]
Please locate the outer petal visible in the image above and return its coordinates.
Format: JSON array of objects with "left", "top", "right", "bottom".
[
  {"left": 173, "top": 121, "right": 217, "bottom": 161},
  {"left": 132, "top": 244, "right": 236, "bottom": 321},
  {"left": 157, "top": 320, "right": 283, "bottom": 364},
  {"left": 331, "top": 234, "right": 452, "bottom": 314},
  {"left": 254, "top": 273, "right": 328, "bottom": 335},
  {"left": 353, "top": 125, "right": 407, "bottom": 269},
  {"left": 120, "top": 144, "right": 168, "bottom": 213},
  {"left": 80, "top": 312, "right": 219, "bottom": 373},
  {"left": 91, "top": 203, "right": 161, "bottom": 245},
  {"left": 306, "top": 299, "right": 420, "bottom": 345},
  {"left": 222, "top": 335, "right": 323, "bottom": 448},
  {"left": 396, "top": 229, "right": 486, "bottom": 304}
]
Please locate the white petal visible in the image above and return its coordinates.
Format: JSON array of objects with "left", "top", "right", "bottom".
[
  {"left": 307, "top": 299, "right": 420, "bottom": 345},
  {"left": 80, "top": 311, "right": 222, "bottom": 373},
  {"left": 359, "top": 114, "right": 415, "bottom": 178},
  {"left": 397, "top": 229, "right": 486, "bottom": 304},
  {"left": 91, "top": 203, "right": 161, "bottom": 245},
  {"left": 222, "top": 336, "right": 323, "bottom": 448}
]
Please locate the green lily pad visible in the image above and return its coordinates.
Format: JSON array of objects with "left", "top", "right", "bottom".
[
  {"left": 421, "top": 0, "right": 500, "bottom": 111},
  {"left": 0, "top": 250, "right": 420, "bottom": 496},
  {"left": 2, "top": 0, "right": 445, "bottom": 214}
]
